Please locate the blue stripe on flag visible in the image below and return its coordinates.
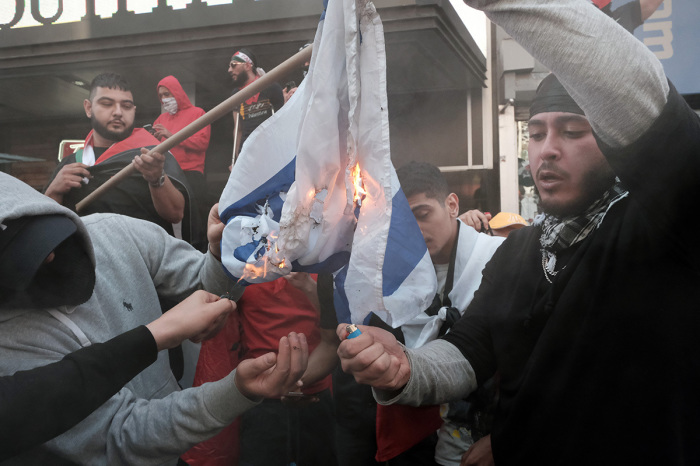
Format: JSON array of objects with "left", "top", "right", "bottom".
[
  {"left": 382, "top": 187, "right": 428, "bottom": 296},
  {"left": 220, "top": 157, "right": 296, "bottom": 223},
  {"left": 233, "top": 241, "right": 263, "bottom": 263},
  {"left": 291, "top": 250, "right": 352, "bottom": 274},
  {"left": 267, "top": 194, "right": 286, "bottom": 222},
  {"left": 333, "top": 266, "right": 351, "bottom": 324}
]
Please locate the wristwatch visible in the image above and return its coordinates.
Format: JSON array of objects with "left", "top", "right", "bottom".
[{"left": 149, "top": 170, "right": 166, "bottom": 188}]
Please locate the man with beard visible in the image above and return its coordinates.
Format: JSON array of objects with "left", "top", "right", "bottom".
[
  {"left": 336, "top": 0, "right": 700, "bottom": 465},
  {"left": 45, "top": 73, "right": 190, "bottom": 239},
  {"left": 228, "top": 48, "right": 284, "bottom": 159}
]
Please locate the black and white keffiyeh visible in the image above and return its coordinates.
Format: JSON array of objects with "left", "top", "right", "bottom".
[{"left": 533, "top": 179, "right": 628, "bottom": 281}]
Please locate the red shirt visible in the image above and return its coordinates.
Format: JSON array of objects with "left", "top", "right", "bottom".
[
  {"left": 153, "top": 75, "right": 210, "bottom": 173},
  {"left": 236, "top": 277, "right": 331, "bottom": 394}
]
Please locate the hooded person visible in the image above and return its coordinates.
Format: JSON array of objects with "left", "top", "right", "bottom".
[
  {"left": 0, "top": 172, "right": 309, "bottom": 465},
  {"left": 153, "top": 76, "right": 211, "bottom": 232},
  {"left": 0, "top": 170, "right": 256, "bottom": 461},
  {"left": 153, "top": 76, "right": 211, "bottom": 205},
  {"left": 153, "top": 75, "right": 210, "bottom": 175}
]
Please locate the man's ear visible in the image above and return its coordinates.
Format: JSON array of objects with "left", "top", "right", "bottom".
[
  {"left": 84, "top": 99, "right": 92, "bottom": 118},
  {"left": 445, "top": 193, "right": 459, "bottom": 218}
]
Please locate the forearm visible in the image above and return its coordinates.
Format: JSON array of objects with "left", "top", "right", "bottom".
[
  {"left": 105, "top": 370, "right": 258, "bottom": 465},
  {"left": 180, "top": 129, "right": 210, "bottom": 153},
  {"left": 44, "top": 186, "right": 65, "bottom": 205},
  {"left": 300, "top": 338, "right": 339, "bottom": 387},
  {"left": 150, "top": 178, "right": 185, "bottom": 224},
  {"left": 0, "top": 326, "right": 157, "bottom": 461},
  {"left": 373, "top": 339, "right": 477, "bottom": 407},
  {"left": 41, "top": 370, "right": 259, "bottom": 465},
  {"left": 199, "top": 248, "right": 230, "bottom": 292},
  {"left": 469, "top": 0, "right": 668, "bottom": 147},
  {"left": 119, "top": 215, "right": 229, "bottom": 298},
  {"left": 43, "top": 163, "right": 68, "bottom": 204},
  {"left": 155, "top": 245, "right": 230, "bottom": 299},
  {"left": 298, "top": 281, "right": 320, "bottom": 312}
]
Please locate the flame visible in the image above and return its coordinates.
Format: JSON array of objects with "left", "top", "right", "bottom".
[
  {"left": 239, "top": 230, "right": 287, "bottom": 280},
  {"left": 351, "top": 162, "right": 367, "bottom": 205},
  {"left": 243, "top": 262, "right": 265, "bottom": 281},
  {"left": 272, "top": 244, "right": 286, "bottom": 268}
]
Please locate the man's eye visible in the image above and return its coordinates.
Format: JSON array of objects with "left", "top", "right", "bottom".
[
  {"left": 122, "top": 104, "right": 134, "bottom": 110},
  {"left": 529, "top": 132, "right": 545, "bottom": 141},
  {"left": 563, "top": 131, "right": 585, "bottom": 138}
]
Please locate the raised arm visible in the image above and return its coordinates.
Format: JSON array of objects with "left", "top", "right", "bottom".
[{"left": 466, "top": 0, "right": 668, "bottom": 147}]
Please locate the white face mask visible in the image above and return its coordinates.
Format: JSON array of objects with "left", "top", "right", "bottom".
[{"left": 162, "top": 97, "right": 178, "bottom": 115}]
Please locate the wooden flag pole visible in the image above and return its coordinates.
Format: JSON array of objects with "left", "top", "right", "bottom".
[{"left": 76, "top": 44, "right": 313, "bottom": 213}]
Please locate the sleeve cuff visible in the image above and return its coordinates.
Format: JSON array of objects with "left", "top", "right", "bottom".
[{"left": 197, "top": 370, "right": 261, "bottom": 425}]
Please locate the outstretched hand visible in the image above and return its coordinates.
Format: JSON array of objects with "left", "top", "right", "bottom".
[
  {"left": 235, "top": 332, "right": 309, "bottom": 400},
  {"left": 336, "top": 324, "right": 410, "bottom": 391},
  {"left": 146, "top": 290, "right": 235, "bottom": 351}
]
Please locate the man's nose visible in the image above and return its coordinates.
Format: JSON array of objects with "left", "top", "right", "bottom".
[{"left": 538, "top": 134, "right": 562, "bottom": 161}]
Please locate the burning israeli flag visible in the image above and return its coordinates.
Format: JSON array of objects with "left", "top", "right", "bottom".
[{"left": 218, "top": 0, "right": 436, "bottom": 327}]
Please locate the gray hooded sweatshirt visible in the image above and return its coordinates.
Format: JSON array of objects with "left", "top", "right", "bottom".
[{"left": 0, "top": 172, "right": 258, "bottom": 465}]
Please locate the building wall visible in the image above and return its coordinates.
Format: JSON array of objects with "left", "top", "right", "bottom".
[{"left": 0, "top": 0, "right": 498, "bottom": 208}]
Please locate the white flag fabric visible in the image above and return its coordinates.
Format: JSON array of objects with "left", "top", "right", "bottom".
[
  {"left": 400, "top": 223, "right": 504, "bottom": 348},
  {"left": 218, "top": 0, "right": 436, "bottom": 327}
]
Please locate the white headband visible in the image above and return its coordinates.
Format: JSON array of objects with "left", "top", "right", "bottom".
[{"left": 231, "top": 51, "right": 254, "bottom": 66}]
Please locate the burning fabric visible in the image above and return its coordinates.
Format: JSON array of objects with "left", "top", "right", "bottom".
[{"left": 218, "top": 0, "right": 436, "bottom": 326}]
